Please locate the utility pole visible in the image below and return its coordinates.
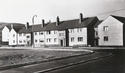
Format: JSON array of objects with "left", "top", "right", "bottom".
[{"left": 32, "top": 15, "right": 37, "bottom": 48}]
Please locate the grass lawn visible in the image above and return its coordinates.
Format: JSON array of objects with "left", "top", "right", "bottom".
[{"left": 0, "top": 49, "right": 89, "bottom": 66}]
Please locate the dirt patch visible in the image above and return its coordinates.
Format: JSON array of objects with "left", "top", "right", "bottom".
[{"left": 0, "top": 49, "right": 88, "bottom": 66}]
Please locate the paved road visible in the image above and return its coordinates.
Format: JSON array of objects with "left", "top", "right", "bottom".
[
  {"left": 48, "top": 50, "right": 125, "bottom": 73},
  {"left": 0, "top": 52, "right": 111, "bottom": 73}
]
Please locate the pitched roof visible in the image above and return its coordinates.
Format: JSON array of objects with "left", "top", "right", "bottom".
[
  {"left": 94, "top": 20, "right": 103, "bottom": 27},
  {"left": 111, "top": 15, "right": 125, "bottom": 24},
  {"left": 5, "top": 24, "right": 25, "bottom": 32},
  {"left": 18, "top": 17, "right": 98, "bottom": 33}
]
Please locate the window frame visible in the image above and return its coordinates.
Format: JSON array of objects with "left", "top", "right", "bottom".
[
  {"left": 78, "top": 37, "right": 83, "bottom": 42},
  {"left": 71, "top": 37, "right": 74, "bottom": 42},
  {"left": 104, "top": 36, "right": 108, "bottom": 42}
]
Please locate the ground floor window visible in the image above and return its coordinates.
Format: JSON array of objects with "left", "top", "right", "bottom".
[
  {"left": 39, "top": 39, "right": 44, "bottom": 43},
  {"left": 71, "top": 37, "right": 74, "bottom": 42},
  {"left": 35, "top": 39, "right": 38, "bottom": 43},
  {"left": 104, "top": 36, "right": 108, "bottom": 41},
  {"left": 47, "top": 38, "right": 51, "bottom": 42},
  {"left": 19, "top": 40, "right": 22, "bottom": 43},
  {"left": 78, "top": 37, "right": 83, "bottom": 42},
  {"left": 54, "top": 38, "right": 57, "bottom": 42},
  {"left": 13, "top": 40, "right": 15, "bottom": 43}
]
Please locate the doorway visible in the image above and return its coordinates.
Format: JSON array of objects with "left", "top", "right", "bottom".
[{"left": 60, "top": 40, "right": 63, "bottom": 46}]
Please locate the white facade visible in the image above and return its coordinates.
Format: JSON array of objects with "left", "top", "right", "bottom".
[
  {"left": 98, "top": 16, "right": 123, "bottom": 46},
  {"left": 18, "top": 33, "right": 31, "bottom": 46},
  {"left": 9, "top": 29, "right": 18, "bottom": 46},
  {"left": 33, "top": 30, "right": 66, "bottom": 47},
  {"left": 2, "top": 26, "right": 10, "bottom": 42},
  {"left": 68, "top": 28, "right": 87, "bottom": 46},
  {"left": 34, "top": 31, "right": 45, "bottom": 47}
]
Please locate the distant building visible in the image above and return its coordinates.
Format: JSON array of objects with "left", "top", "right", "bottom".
[
  {"left": 8, "top": 24, "right": 25, "bottom": 46},
  {"left": 98, "top": 15, "right": 125, "bottom": 46},
  {"left": 2, "top": 26, "right": 10, "bottom": 45},
  {"left": 1, "top": 23, "right": 25, "bottom": 46}
]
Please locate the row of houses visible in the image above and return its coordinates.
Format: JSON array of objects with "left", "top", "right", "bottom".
[{"left": 1, "top": 13, "right": 125, "bottom": 47}]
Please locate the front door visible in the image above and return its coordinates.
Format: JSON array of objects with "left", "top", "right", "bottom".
[{"left": 60, "top": 40, "right": 63, "bottom": 46}]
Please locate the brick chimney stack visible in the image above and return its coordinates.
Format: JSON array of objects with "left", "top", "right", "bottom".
[
  {"left": 25, "top": 22, "right": 29, "bottom": 29},
  {"left": 41, "top": 19, "right": 45, "bottom": 28},
  {"left": 79, "top": 13, "right": 83, "bottom": 24},
  {"left": 56, "top": 16, "right": 60, "bottom": 26},
  {"left": 11, "top": 24, "right": 13, "bottom": 29}
]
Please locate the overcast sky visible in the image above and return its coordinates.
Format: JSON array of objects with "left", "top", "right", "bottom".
[{"left": 0, "top": 0, "right": 125, "bottom": 24}]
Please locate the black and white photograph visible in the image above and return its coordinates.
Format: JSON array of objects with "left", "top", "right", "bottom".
[{"left": 0, "top": 0, "right": 124, "bottom": 73}]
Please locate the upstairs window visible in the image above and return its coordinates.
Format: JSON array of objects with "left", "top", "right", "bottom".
[
  {"left": 46, "top": 31, "right": 51, "bottom": 34},
  {"left": 19, "top": 34, "right": 22, "bottom": 36},
  {"left": 104, "top": 36, "right": 108, "bottom": 41},
  {"left": 34, "top": 32, "right": 37, "bottom": 35},
  {"left": 23, "top": 34, "right": 26, "bottom": 36},
  {"left": 103, "top": 26, "right": 108, "bottom": 31},
  {"left": 78, "top": 37, "right": 83, "bottom": 42},
  {"left": 77, "top": 28, "right": 82, "bottom": 32},
  {"left": 13, "top": 34, "right": 15, "bottom": 37},
  {"left": 70, "top": 29, "right": 74, "bottom": 33},
  {"left": 39, "top": 32, "right": 43, "bottom": 35},
  {"left": 54, "top": 31, "right": 56, "bottom": 34},
  {"left": 27, "top": 36, "right": 30, "bottom": 38}
]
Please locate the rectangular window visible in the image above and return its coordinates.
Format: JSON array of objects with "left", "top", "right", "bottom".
[
  {"left": 77, "top": 28, "right": 82, "bottom": 32},
  {"left": 103, "top": 26, "right": 108, "bottom": 31},
  {"left": 39, "top": 39, "right": 44, "bottom": 43},
  {"left": 70, "top": 29, "right": 74, "bottom": 33},
  {"left": 13, "top": 34, "right": 15, "bottom": 37},
  {"left": 71, "top": 37, "right": 74, "bottom": 42},
  {"left": 78, "top": 37, "right": 83, "bottom": 42},
  {"left": 19, "top": 40, "right": 22, "bottom": 43},
  {"left": 54, "top": 38, "right": 57, "bottom": 42},
  {"left": 47, "top": 38, "right": 51, "bottom": 42},
  {"left": 46, "top": 31, "right": 51, "bottom": 34},
  {"left": 24, "top": 40, "right": 26, "bottom": 43},
  {"left": 54, "top": 31, "right": 56, "bottom": 34},
  {"left": 23, "top": 34, "right": 25, "bottom": 36},
  {"left": 35, "top": 39, "right": 37, "bottom": 43},
  {"left": 34, "top": 32, "right": 37, "bottom": 35},
  {"left": 59, "top": 33, "right": 64, "bottom": 36},
  {"left": 27, "top": 36, "right": 30, "bottom": 38},
  {"left": 13, "top": 40, "right": 15, "bottom": 43},
  {"left": 19, "top": 34, "right": 22, "bottom": 36},
  {"left": 39, "top": 32, "right": 43, "bottom": 35},
  {"left": 104, "top": 36, "right": 108, "bottom": 41}
]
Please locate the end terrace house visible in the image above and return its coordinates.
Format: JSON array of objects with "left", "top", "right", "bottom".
[
  {"left": 1, "top": 23, "right": 25, "bottom": 46},
  {"left": 98, "top": 15, "right": 125, "bottom": 46},
  {"left": 67, "top": 13, "right": 99, "bottom": 47},
  {"left": 32, "top": 13, "right": 99, "bottom": 47}
]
